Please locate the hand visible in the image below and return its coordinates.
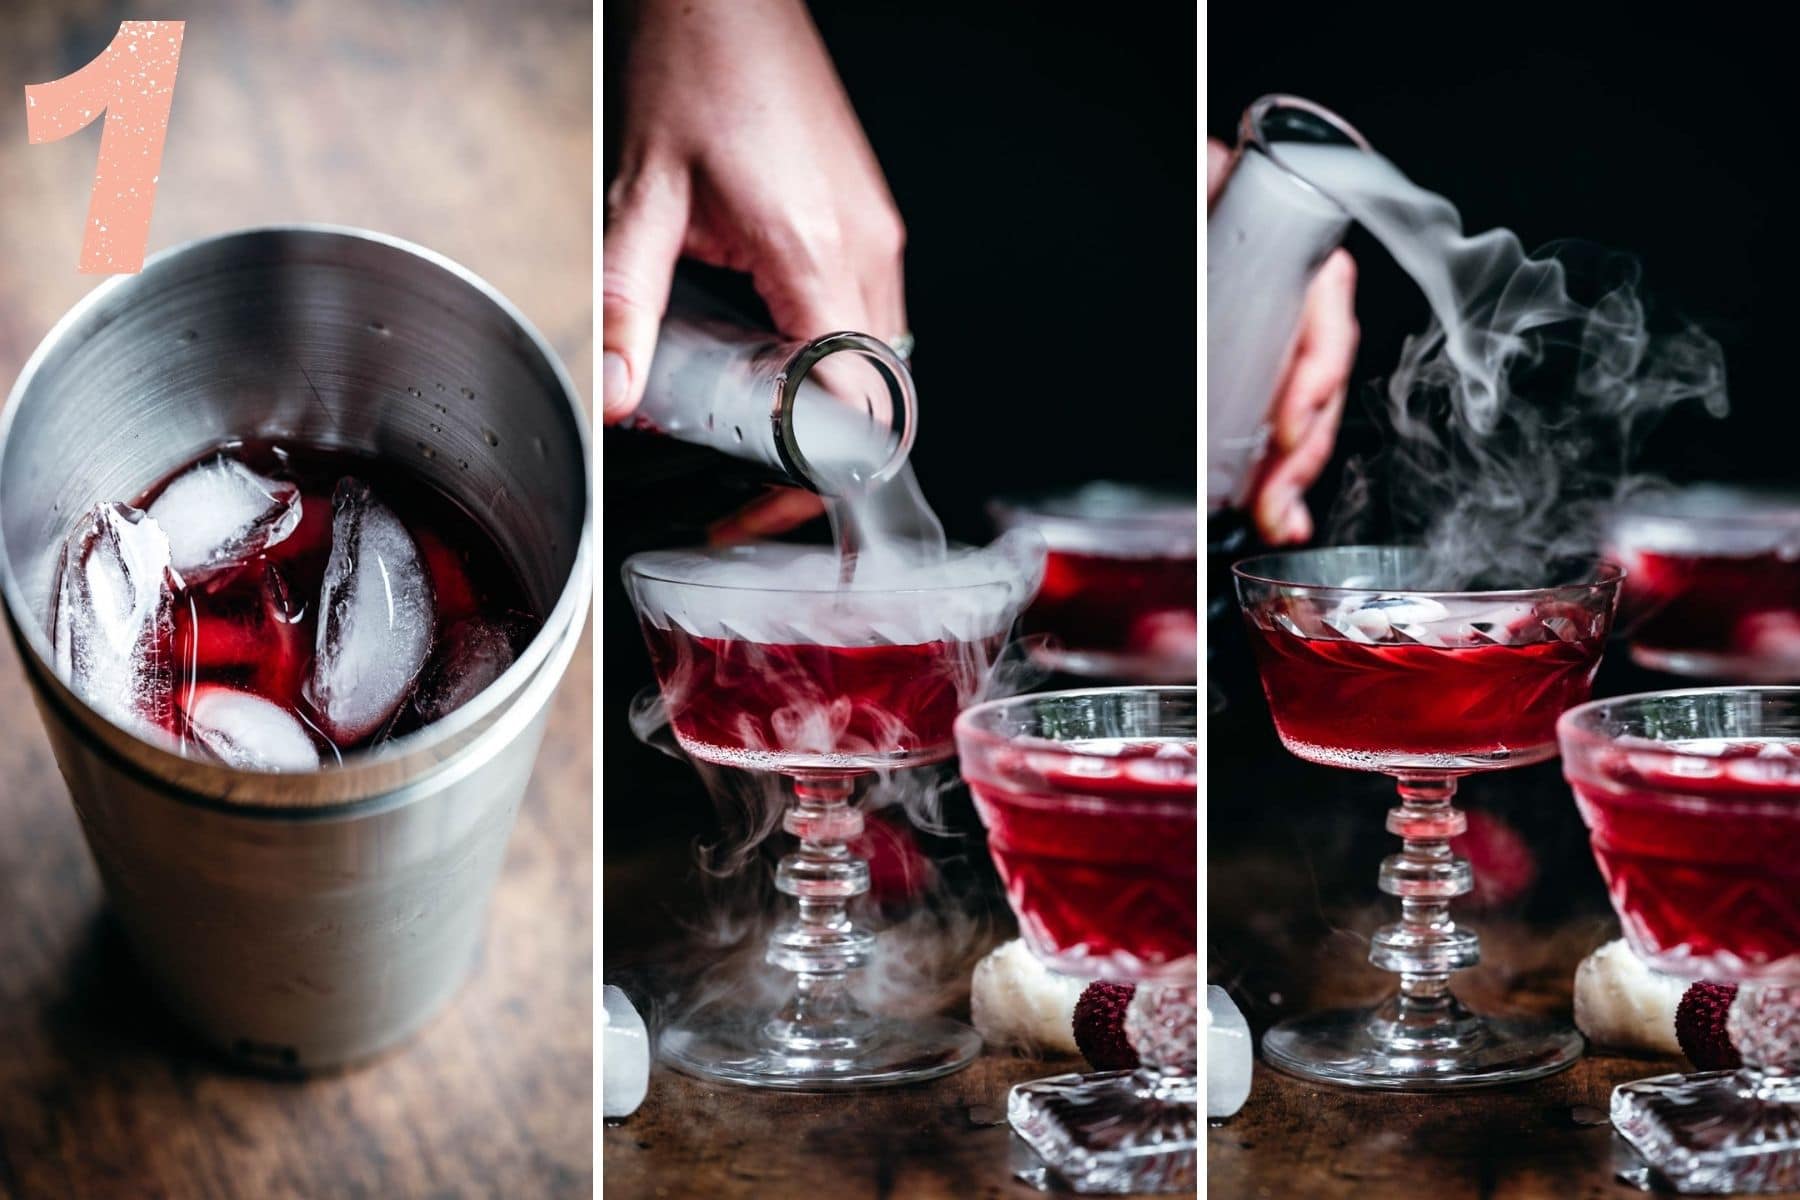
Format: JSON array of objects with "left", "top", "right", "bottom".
[
  {"left": 1208, "top": 138, "right": 1359, "bottom": 544},
  {"left": 606, "top": 0, "right": 907, "bottom": 537}
]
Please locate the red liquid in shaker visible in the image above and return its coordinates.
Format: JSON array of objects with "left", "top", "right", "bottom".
[{"left": 140, "top": 441, "right": 536, "bottom": 760}]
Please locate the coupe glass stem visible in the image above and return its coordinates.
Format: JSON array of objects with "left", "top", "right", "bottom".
[
  {"left": 1371, "top": 774, "right": 1481, "bottom": 1040},
  {"left": 1729, "top": 983, "right": 1800, "bottom": 1104},
  {"left": 764, "top": 774, "right": 877, "bottom": 1052}
]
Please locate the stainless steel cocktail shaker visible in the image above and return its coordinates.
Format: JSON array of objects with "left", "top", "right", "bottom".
[{"left": 0, "top": 226, "right": 591, "bottom": 1071}]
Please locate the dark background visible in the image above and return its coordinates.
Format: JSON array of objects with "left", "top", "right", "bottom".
[{"left": 602, "top": 2, "right": 1198, "bottom": 866}]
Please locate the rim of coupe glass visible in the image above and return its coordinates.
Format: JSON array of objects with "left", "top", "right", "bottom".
[
  {"left": 988, "top": 491, "right": 1199, "bottom": 554},
  {"left": 954, "top": 684, "right": 1199, "bottom": 764},
  {"left": 1231, "top": 546, "right": 1626, "bottom": 601},
  {"left": 0, "top": 224, "right": 593, "bottom": 803},
  {"left": 1558, "top": 685, "right": 1800, "bottom": 787},
  {"left": 1610, "top": 487, "right": 1800, "bottom": 533},
  {"left": 621, "top": 540, "right": 1036, "bottom": 598},
  {"left": 1240, "top": 94, "right": 1373, "bottom": 210}
]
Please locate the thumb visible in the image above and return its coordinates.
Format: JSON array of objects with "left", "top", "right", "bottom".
[
  {"left": 1207, "top": 138, "right": 1232, "bottom": 206},
  {"left": 602, "top": 170, "right": 690, "bottom": 423}
]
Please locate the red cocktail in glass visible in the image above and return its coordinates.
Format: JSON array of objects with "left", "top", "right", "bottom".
[
  {"left": 1246, "top": 618, "right": 1605, "bottom": 765},
  {"left": 1235, "top": 546, "right": 1621, "bottom": 1090},
  {"left": 1561, "top": 688, "right": 1800, "bottom": 1193},
  {"left": 638, "top": 626, "right": 1001, "bottom": 769},
  {"left": 992, "top": 485, "right": 1197, "bottom": 683},
  {"left": 967, "top": 737, "right": 1196, "bottom": 981},
  {"left": 957, "top": 687, "right": 1198, "bottom": 1194},
  {"left": 1609, "top": 487, "right": 1800, "bottom": 682},
  {"left": 623, "top": 536, "right": 1042, "bottom": 1090}
]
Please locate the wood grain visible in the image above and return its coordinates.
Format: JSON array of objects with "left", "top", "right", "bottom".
[
  {"left": 0, "top": 2, "right": 592, "bottom": 1197},
  {"left": 606, "top": 1052, "right": 1101, "bottom": 1200},
  {"left": 600, "top": 794, "right": 1177, "bottom": 1199}
]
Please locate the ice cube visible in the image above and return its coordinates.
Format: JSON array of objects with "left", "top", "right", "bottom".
[
  {"left": 183, "top": 684, "right": 319, "bottom": 772},
  {"left": 1207, "top": 984, "right": 1252, "bottom": 1119},
  {"left": 146, "top": 454, "right": 302, "bottom": 584},
  {"left": 1123, "top": 756, "right": 1191, "bottom": 787},
  {"left": 308, "top": 478, "right": 435, "bottom": 744},
  {"left": 1724, "top": 753, "right": 1798, "bottom": 787},
  {"left": 1360, "top": 595, "right": 1448, "bottom": 626},
  {"left": 1630, "top": 749, "right": 1722, "bottom": 783},
  {"left": 1329, "top": 594, "right": 1449, "bottom": 643},
  {"left": 603, "top": 984, "right": 651, "bottom": 1119},
  {"left": 50, "top": 502, "right": 178, "bottom": 737},
  {"left": 414, "top": 617, "right": 518, "bottom": 724}
]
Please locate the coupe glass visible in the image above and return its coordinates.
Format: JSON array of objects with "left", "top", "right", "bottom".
[
  {"left": 956, "top": 687, "right": 1198, "bottom": 1193},
  {"left": 1607, "top": 486, "right": 1800, "bottom": 681},
  {"left": 1561, "top": 687, "right": 1800, "bottom": 1194},
  {"left": 622, "top": 538, "right": 1039, "bottom": 1089},
  {"left": 1233, "top": 546, "right": 1623, "bottom": 1089},
  {"left": 990, "top": 484, "right": 1198, "bottom": 683}
]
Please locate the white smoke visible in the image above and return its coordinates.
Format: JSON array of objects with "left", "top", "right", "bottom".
[
  {"left": 626, "top": 532, "right": 1044, "bottom": 645},
  {"left": 1276, "top": 143, "right": 1729, "bottom": 587}
]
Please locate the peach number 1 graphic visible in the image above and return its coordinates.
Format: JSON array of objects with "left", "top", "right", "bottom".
[{"left": 25, "top": 21, "right": 186, "bottom": 275}]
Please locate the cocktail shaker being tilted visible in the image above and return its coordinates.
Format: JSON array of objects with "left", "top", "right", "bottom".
[
  {"left": 1208, "top": 95, "right": 1370, "bottom": 512},
  {"left": 624, "top": 278, "right": 916, "bottom": 497}
]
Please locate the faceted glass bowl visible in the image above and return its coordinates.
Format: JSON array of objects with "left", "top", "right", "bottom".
[
  {"left": 957, "top": 686, "right": 1198, "bottom": 1194},
  {"left": 1561, "top": 687, "right": 1800, "bottom": 1194}
]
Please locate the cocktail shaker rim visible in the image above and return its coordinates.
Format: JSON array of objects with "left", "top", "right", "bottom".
[{"left": 1232, "top": 93, "right": 1375, "bottom": 212}]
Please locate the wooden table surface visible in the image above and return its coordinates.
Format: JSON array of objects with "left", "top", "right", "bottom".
[
  {"left": 602, "top": 831, "right": 1171, "bottom": 1200},
  {"left": 607, "top": 1045, "right": 1100, "bottom": 1199},
  {"left": 1205, "top": 642, "right": 1800, "bottom": 1200},
  {"left": 0, "top": 3, "right": 592, "bottom": 1197}
]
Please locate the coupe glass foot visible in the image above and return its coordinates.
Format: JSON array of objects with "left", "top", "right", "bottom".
[
  {"left": 659, "top": 1009, "right": 980, "bottom": 1091},
  {"left": 1006, "top": 1069, "right": 1197, "bottom": 1194},
  {"left": 1261, "top": 1004, "right": 1582, "bottom": 1090},
  {"left": 1612, "top": 1071, "right": 1800, "bottom": 1194}
]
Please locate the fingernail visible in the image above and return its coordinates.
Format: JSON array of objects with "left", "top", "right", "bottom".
[{"left": 603, "top": 351, "right": 629, "bottom": 417}]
